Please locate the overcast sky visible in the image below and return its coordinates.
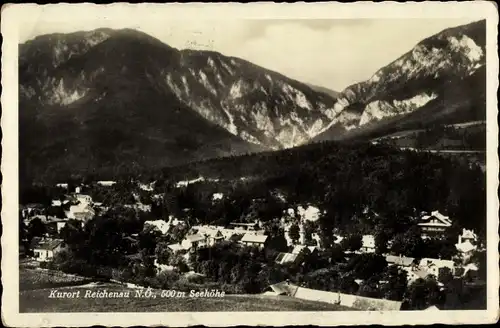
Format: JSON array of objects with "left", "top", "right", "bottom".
[{"left": 20, "top": 18, "right": 477, "bottom": 91}]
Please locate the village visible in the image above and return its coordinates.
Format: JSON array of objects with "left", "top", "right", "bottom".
[{"left": 20, "top": 177, "right": 486, "bottom": 311}]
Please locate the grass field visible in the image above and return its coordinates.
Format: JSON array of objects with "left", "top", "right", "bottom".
[
  {"left": 19, "top": 264, "right": 352, "bottom": 312},
  {"left": 20, "top": 284, "right": 351, "bottom": 312},
  {"left": 19, "top": 267, "right": 95, "bottom": 291}
]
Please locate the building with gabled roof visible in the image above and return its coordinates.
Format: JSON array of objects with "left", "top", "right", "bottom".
[
  {"left": 386, "top": 255, "right": 416, "bottom": 267},
  {"left": 419, "top": 258, "right": 455, "bottom": 276},
  {"left": 240, "top": 233, "right": 268, "bottom": 248},
  {"left": 97, "top": 181, "right": 116, "bottom": 187},
  {"left": 181, "top": 234, "right": 207, "bottom": 250},
  {"left": 361, "top": 235, "right": 376, "bottom": 253},
  {"left": 418, "top": 210, "right": 452, "bottom": 238},
  {"left": 30, "top": 237, "right": 64, "bottom": 262}
]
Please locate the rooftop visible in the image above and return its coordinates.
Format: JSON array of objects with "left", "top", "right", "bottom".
[
  {"left": 275, "top": 252, "right": 299, "bottom": 265},
  {"left": 386, "top": 255, "right": 415, "bottom": 267},
  {"left": 241, "top": 233, "right": 268, "bottom": 244},
  {"left": 31, "top": 237, "right": 64, "bottom": 251},
  {"left": 185, "top": 234, "right": 206, "bottom": 242}
]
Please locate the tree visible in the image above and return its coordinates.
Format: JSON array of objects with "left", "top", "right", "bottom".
[
  {"left": 288, "top": 223, "right": 300, "bottom": 244},
  {"left": 139, "top": 226, "right": 162, "bottom": 255},
  {"left": 28, "top": 218, "right": 47, "bottom": 240},
  {"left": 438, "top": 267, "right": 454, "bottom": 286},
  {"left": 341, "top": 234, "right": 363, "bottom": 252},
  {"left": 381, "top": 265, "right": 408, "bottom": 301},
  {"left": 374, "top": 230, "right": 389, "bottom": 254},
  {"left": 155, "top": 242, "right": 171, "bottom": 265},
  {"left": 404, "top": 277, "right": 444, "bottom": 310},
  {"left": 267, "top": 234, "right": 288, "bottom": 252},
  {"left": 391, "top": 226, "right": 424, "bottom": 258},
  {"left": 346, "top": 253, "right": 387, "bottom": 280}
]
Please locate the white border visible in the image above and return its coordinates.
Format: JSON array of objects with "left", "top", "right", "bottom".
[{"left": 2, "top": 2, "right": 499, "bottom": 327}]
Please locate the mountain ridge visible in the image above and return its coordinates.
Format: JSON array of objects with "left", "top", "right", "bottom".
[{"left": 19, "top": 19, "right": 486, "bottom": 182}]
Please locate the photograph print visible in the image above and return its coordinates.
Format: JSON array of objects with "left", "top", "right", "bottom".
[{"left": 2, "top": 2, "right": 498, "bottom": 327}]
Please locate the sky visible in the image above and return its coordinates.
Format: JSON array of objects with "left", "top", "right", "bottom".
[{"left": 20, "top": 17, "right": 477, "bottom": 91}]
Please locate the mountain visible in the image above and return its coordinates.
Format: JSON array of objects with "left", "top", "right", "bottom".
[
  {"left": 19, "top": 20, "right": 486, "bottom": 182},
  {"left": 19, "top": 28, "right": 339, "bottom": 182},
  {"left": 313, "top": 19, "right": 486, "bottom": 142}
]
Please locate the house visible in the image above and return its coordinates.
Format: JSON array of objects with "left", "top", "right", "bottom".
[
  {"left": 75, "top": 194, "right": 92, "bottom": 204},
  {"left": 240, "top": 233, "right": 268, "bottom": 248},
  {"left": 144, "top": 220, "right": 170, "bottom": 234},
  {"left": 212, "top": 193, "right": 224, "bottom": 201},
  {"left": 297, "top": 205, "right": 321, "bottom": 222},
  {"left": 418, "top": 210, "right": 452, "bottom": 238},
  {"left": 97, "top": 181, "right": 116, "bottom": 187},
  {"left": 458, "top": 229, "right": 477, "bottom": 244},
  {"left": 419, "top": 258, "right": 455, "bottom": 276},
  {"left": 361, "top": 235, "right": 376, "bottom": 253},
  {"left": 386, "top": 255, "right": 416, "bottom": 267},
  {"left": 292, "top": 245, "right": 317, "bottom": 255},
  {"left": 153, "top": 258, "right": 175, "bottom": 273},
  {"left": 206, "top": 230, "right": 225, "bottom": 246},
  {"left": 181, "top": 234, "right": 207, "bottom": 250},
  {"left": 30, "top": 237, "right": 64, "bottom": 262},
  {"left": 56, "top": 183, "right": 68, "bottom": 189},
  {"left": 455, "top": 240, "right": 477, "bottom": 255},
  {"left": 51, "top": 199, "right": 69, "bottom": 207},
  {"left": 275, "top": 252, "right": 299, "bottom": 265},
  {"left": 65, "top": 194, "right": 95, "bottom": 223}
]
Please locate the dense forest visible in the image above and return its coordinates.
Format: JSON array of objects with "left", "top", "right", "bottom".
[{"left": 21, "top": 141, "right": 487, "bottom": 237}]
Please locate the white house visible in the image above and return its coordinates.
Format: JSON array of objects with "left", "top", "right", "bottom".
[
  {"left": 97, "top": 181, "right": 116, "bottom": 187},
  {"left": 419, "top": 258, "right": 455, "bottom": 276},
  {"left": 212, "top": 193, "right": 224, "bottom": 201},
  {"left": 144, "top": 220, "right": 170, "bottom": 235},
  {"left": 386, "top": 255, "right": 416, "bottom": 268},
  {"left": 56, "top": 183, "right": 68, "bottom": 189},
  {"left": 31, "top": 238, "right": 64, "bottom": 262},
  {"left": 181, "top": 234, "right": 207, "bottom": 250},
  {"left": 75, "top": 194, "right": 93, "bottom": 204},
  {"left": 240, "top": 233, "right": 268, "bottom": 248},
  {"left": 51, "top": 199, "right": 69, "bottom": 207},
  {"left": 418, "top": 210, "right": 452, "bottom": 238},
  {"left": 297, "top": 205, "right": 321, "bottom": 222},
  {"left": 153, "top": 258, "right": 175, "bottom": 273},
  {"left": 458, "top": 229, "right": 477, "bottom": 244},
  {"left": 361, "top": 235, "right": 376, "bottom": 253},
  {"left": 456, "top": 240, "right": 476, "bottom": 254}
]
